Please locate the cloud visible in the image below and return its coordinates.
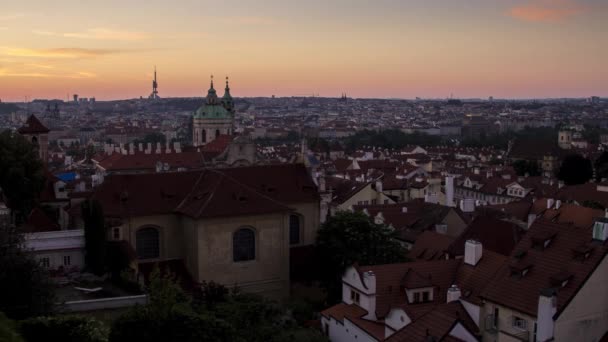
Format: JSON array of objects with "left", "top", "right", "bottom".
[
  {"left": 1, "top": 47, "right": 120, "bottom": 59},
  {"left": 219, "top": 16, "right": 282, "bottom": 26},
  {"left": 32, "top": 28, "right": 149, "bottom": 41},
  {"left": 0, "top": 14, "right": 24, "bottom": 21},
  {"left": 508, "top": 0, "right": 587, "bottom": 22},
  {"left": 0, "top": 67, "right": 97, "bottom": 79}
]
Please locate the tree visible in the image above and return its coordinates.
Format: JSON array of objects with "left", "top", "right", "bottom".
[
  {"left": 594, "top": 151, "right": 608, "bottom": 182},
  {"left": 315, "top": 211, "right": 408, "bottom": 303},
  {"left": 0, "top": 130, "right": 45, "bottom": 221},
  {"left": 512, "top": 160, "right": 540, "bottom": 177},
  {"left": 558, "top": 154, "right": 593, "bottom": 185},
  {"left": 109, "top": 269, "right": 233, "bottom": 342},
  {"left": 19, "top": 316, "right": 108, "bottom": 342},
  {"left": 82, "top": 199, "right": 106, "bottom": 275},
  {"left": 0, "top": 312, "right": 24, "bottom": 342},
  {"left": 0, "top": 223, "right": 55, "bottom": 319}
]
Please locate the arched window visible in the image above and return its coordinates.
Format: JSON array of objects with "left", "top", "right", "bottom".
[
  {"left": 289, "top": 214, "right": 301, "bottom": 245},
  {"left": 233, "top": 228, "right": 255, "bottom": 262},
  {"left": 136, "top": 227, "right": 160, "bottom": 259},
  {"left": 31, "top": 136, "right": 38, "bottom": 145},
  {"left": 202, "top": 130, "right": 206, "bottom": 143},
  {"left": 215, "top": 129, "right": 220, "bottom": 138}
]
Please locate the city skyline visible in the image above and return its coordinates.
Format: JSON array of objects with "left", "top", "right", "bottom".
[{"left": 1, "top": 0, "right": 607, "bottom": 101}]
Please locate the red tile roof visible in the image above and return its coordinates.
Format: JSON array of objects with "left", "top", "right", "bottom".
[
  {"left": 448, "top": 215, "right": 523, "bottom": 257},
  {"left": 18, "top": 115, "right": 49, "bottom": 134},
  {"left": 481, "top": 219, "right": 608, "bottom": 317}
]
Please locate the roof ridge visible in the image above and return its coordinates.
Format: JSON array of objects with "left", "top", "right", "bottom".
[{"left": 207, "top": 168, "right": 293, "bottom": 211}]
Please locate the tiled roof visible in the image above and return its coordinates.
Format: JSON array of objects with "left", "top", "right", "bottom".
[
  {"left": 481, "top": 219, "right": 608, "bottom": 317},
  {"left": 18, "top": 115, "right": 50, "bottom": 134},
  {"left": 448, "top": 215, "right": 523, "bottom": 257},
  {"left": 409, "top": 231, "right": 454, "bottom": 261},
  {"left": 96, "top": 151, "right": 205, "bottom": 172},
  {"left": 91, "top": 164, "right": 317, "bottom": 219}
]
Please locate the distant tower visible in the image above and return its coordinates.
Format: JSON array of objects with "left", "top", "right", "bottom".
[
  {"left": 558, "top": 130, "right": 572, "bottom": 150},
  {"left": 18, "top": 115, "right": 50, "bottom": 163},
  {"left": 149, "top": 66, "right": 159, "bottom": 100},
  {"left": 73, "top": 94, "right": 78, "bottom": 103}
]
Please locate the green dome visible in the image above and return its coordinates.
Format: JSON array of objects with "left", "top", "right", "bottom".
[{"left": 194, "top": 103, "right": 232, "bottom": 119}]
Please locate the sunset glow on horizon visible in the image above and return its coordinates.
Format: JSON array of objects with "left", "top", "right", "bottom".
[{"left": 1, "top": 0, "right": 607, "bottom": 101}]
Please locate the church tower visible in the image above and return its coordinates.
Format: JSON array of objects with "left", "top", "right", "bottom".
[
  {"left": 193, "top": 75, "right": 235, "bottom": 147},
  {"left": 18, "top": 114, "right": 50, "bottom": 163}
]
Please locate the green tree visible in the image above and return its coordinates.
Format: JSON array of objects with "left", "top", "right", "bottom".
[
  {"left": 594, "top": 151, "right": 608, "bottom": 182},
  {"left": 19, "top": 316, "right": 108, "bottom": 342},
  {"left": 315, "top": 211, "right": 408, "bottom": 303},
  {"left": 110, "top": 269, "right": 233, "bottom": 342},
  {"left": 558, "top": 154, "right": 593, "bottom": 185},
  {"left": 82, "top": 199, "right": 106, "bottom": 275},
  {"left": 0, "top": 312, "right": 24, "bottom": 342},
  {"left": 512, "top": 160, "right": 540, "bottom": 177},
  {"left": 0, "top": 130, "right": 45, "bottom": 221},
  {"left": 0, "top": 223, "right": 55, "bottom": 319}
]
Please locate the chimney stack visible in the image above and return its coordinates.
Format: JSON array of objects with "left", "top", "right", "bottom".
[
  {"left": 464, "top": 240, "right": 482, "bottom": 266},
  {"left": 447, "top": 285, "right": 461, "bottom": 303}
]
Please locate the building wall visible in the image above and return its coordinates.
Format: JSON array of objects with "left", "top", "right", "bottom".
[
  {"left": 481, "top": 301, "right": 537, "bottom": 342},
  {"left": 34, "top": 248, "right": 84, "bottom": 271},
  {"left": 555, "top": 255, "right": 608, "bottom": 342},
  {"left": 193, "top": 213, "right": 290, "bottom": 299},
  {"left": 442, "top": 209, "right": 468, "bottom": 238},
  {"left": 290, "top": 201, "right": 320, "bottom": 246},
  {"left": 321, "top": 316, "right": 378, "bottom": 342},
  {"left": 117, "top": 214, "right": 185, "bottom": 262}
]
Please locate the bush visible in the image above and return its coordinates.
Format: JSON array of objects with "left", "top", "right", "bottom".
[
  {"left": 19, "top": 315, "right": 108, "bottom": 342},
  {"left": 0, "top": 312, "right": 23, "bottom": 342}
]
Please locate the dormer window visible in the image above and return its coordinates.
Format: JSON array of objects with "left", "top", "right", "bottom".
[{"left": 573, "top": 244, "right": 593, "bottom": 262}]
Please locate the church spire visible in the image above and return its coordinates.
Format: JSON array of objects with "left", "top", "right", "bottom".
[{"left": 206, "top": 75, "right": 218, "bottom": 104}]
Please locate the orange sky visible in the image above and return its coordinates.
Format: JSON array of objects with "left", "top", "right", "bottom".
[{"left": 1, "top": 0, "right": 606, "bottom": 100}]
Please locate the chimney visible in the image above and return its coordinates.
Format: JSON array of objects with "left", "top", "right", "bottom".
[
  {"left": 146, "top": 142, "right": 152, "bottom": 154},
  {"left": 558, "top": 181, "right": 564, "bottom": 189},
  {"left": 375, "top": 180, "right": 383, "bottom": 193},
  {"left": 536, "top": 289, "right": 557, "bottom": 342},
  {"left": 155, "top": 142, "right": 161, "bottom": 154},
  {"left": 555, "top": 200, "right": 561, "bottom": 209},
  {"left": 319, "top": 176, "right": 326, "bottom": 192},
  {"left": 445, "top": 176, "right": 455, "bottom": 207},
  {"left": 460, "top": 199, "right": 475, "bottom": 213},
  {"left": 402, "top": 206, "right": 408, "bottom": 213},
  {"left": 165, "top": 141, "right": 171, "bottom": 154},
  {"left": 138, "top": 143, "right": 143, "bottom": 152},
  {"left": 128, "top": 143, "right": 134, "bottom": 155},
  {"left": 593, "top": 218, "right": 608, "bottom": 241},
  {"left": 473, "top": 167, "right": 480, "bottom": 175},
  {"left": 362, "top": 271, "right": 377, "bottom": 320},
  {"left": 174, "top": 142, "right": 181, "bottom": 153},
  {"left": 447, "top": 285, "right": 461, "bottom": 303},
  {"left": 464, "top": 240, "right": 482, "bottom": 266},
  {"left": 547, "top": 198, "right": 555, "bottom": 209}
]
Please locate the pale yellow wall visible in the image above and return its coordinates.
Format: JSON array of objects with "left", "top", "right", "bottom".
[
  {"left": 194, "top": 213, "right": 290, "bottom": 299},
  {"left": 338, "top": 184, "right": 376, "bottom": 210},
  {"left": 115, "top": 214, "right": 185, "bottom": 262},
  {"left": 481, "top": 301, "right": 536, "bottom": 342},
  {"left": 290, "top": 202, "right": 320, "bottom": 246},
  {"left": 442, "top": 210, "right": 468, "bottom": 238},
  {"left": 555, "top": 255, "right": 608, "bottom": 342}
]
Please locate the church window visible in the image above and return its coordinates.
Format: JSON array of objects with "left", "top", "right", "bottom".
[
  {"left": 289, "top": 214, "right": 301, "bottom": 245},
  {"left": 233, "top": 228, "right": 255, "bottom": 262},
  {"left": 136, "top": 227, "right": 160, "bottom": 259}
]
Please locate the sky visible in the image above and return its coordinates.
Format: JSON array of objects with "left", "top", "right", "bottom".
[{"left": 0, "top": 0, "right": 607, "bottom": 101}]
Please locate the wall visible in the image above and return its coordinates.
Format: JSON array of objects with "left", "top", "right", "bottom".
[
  {"left": 555, "top": 255, "right": 608, "bottom": 342},
  {"left": 119, "top": 214, "right": 185, "bottom": 262},
  {"left": 481, "top": 301, "right": 536, "bottom": 342},
  {"left": 322, "top": 316, "right": 379, "bottom": 342},
  {"left": 194, "top": 213, "right": 290, "bottom": 299},
  {"left": 460, "top": 299, "right": 481, "bottom": 328},
  {"left": 290, "top": 201, "right": 320, "bottom": 246}
]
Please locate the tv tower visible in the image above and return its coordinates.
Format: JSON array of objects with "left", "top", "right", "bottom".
[{"left": 149, "top": 66, "right": 159, "bottom": 99}]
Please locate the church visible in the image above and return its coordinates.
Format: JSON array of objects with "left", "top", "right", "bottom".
[
  {"left": 86, "top": 163, "right": 320, "bottom": 298},
  {"left": 193, "top": 76, "right": 235, "bottom": 147}
]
